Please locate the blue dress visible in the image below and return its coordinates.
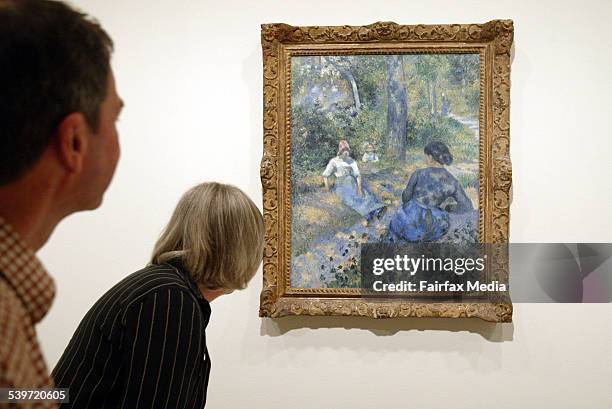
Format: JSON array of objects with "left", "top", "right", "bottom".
[
  {"left": 323, "top": 156, "right": 386, "bottom": 220},
  {"left": 390, "top": 167, "right": 474, "bottom": 242},
  {"left": 334, "top": 176, "right": 386, "bottom": 220}
]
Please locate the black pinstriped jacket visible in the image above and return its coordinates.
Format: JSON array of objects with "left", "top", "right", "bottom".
[{"left": 52, "top": 261, "right": 211, "bottom": 409}]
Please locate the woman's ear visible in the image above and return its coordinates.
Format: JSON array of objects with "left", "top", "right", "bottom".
[{"left": 55, "top": 112, "right": 90, "bottom": 174}]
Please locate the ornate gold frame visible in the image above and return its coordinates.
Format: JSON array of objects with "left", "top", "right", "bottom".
[{"left": 259, "top": 20, "right": 513, "bottom": 322}]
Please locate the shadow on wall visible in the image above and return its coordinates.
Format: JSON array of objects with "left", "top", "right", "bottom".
[{"left": 260, "top": 316, "right": 514, "bottom": 342}]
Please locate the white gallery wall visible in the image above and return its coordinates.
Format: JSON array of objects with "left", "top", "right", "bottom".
[{"left": 37, "top": 0, "right": 612, "bottom": 408}]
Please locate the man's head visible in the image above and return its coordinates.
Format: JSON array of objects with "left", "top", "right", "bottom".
[{"left": 0, "top": 0, "right": 122, "bottom": 212}]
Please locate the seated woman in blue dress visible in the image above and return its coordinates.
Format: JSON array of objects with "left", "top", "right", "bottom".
[
  {"left": 390, "top": 141, "right": 474, "bottom": 242},
  {"left": 322, "top": 140, "right": 387, "bottom": 224}
]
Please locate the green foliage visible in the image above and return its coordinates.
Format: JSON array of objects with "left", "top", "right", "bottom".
[
  {"left": 326, "top": 262, "right": 361, "bottom": 288},
  {"left": 448, "top": 54, "right": 480, "bottom": 86},
  {"left": 291, "top": 103, "right": 344, "bottom": 186},
  {"left": 443, "top": 54, "right": 480, "bottom": 116},
  {"left": 409, "top": 54, "right": 450, "bottom": 82},
  {"left": 456, "top": 172, "right": 479, "bottom": 189},
  {"left": 290, "top": 53, "right": 480, "bottom": 176},
  {"left": 404, "top": 54, "right": 480, "bottom": 117},
  {"left": 325, "top": 244, "right": 362, "bottom": 288},
  {"left": 440, "top": 219, "right": 478, "bottom": 244},
  {"left": 345, "top": 103, "right": 386, "bottom": 158},
  {"left": 291, "top": 102, "right": 387, "bottom": 181},
  {"left": 407, "top": 114, "right": 477, "bottom": 163},
  {"left": 408, "top": 113, "right": 459, "bottom": 145},
  {"left": 350, "top": 56, "right": 387, "bottom": 107}
]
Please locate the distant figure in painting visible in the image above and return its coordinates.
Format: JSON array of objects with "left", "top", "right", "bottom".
[
  {"left": 441, "top": 93, "right": 449, "bottom": 117},
  {"left": 323, "top": 140, "right": 386, "bottom": 224},
  {"left": 361, "top": 143, "right": 379, "bottom": 163},
  {"left": 390, "top": 141, "right": 473, "bottom": 242}
]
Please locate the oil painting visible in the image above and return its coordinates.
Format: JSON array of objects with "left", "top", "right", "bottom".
[
  {"left": 259, "top": 21, "right": 513, "bottom": 321},
  {"left": 290, "top": 53, "right": 481, "bottom": 288}
]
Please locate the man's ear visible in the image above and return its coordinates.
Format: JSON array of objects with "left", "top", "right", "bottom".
[{"left": 55, "top": 112, "right": 90, "bottom": 173}]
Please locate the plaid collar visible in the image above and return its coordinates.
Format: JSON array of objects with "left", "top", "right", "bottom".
[{"left": 0, "top": 217, "right": 55, "bottom": 323}]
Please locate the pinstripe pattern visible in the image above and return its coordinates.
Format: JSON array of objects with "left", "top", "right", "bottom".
[{"left": 52, "top": 263, "right": 211, "bottom": 408}]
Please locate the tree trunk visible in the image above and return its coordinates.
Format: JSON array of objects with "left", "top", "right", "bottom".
[
  {"left": 432, "top": 78, "right": 438, "bottom": 115},
  {"left": 328, "top": 59, "right": 361, "bottom": 111},
  {"left": 343, "top": 69, "right": 361, "bottom": 111},
  {"left": 385, "top": 55, "right": 408, "bottom": 162},
  {"left": 426, "top": 79, "right": 432, "bottom": 113}
]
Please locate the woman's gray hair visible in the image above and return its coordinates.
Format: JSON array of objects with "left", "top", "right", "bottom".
[{"left": 152, "top": 182, "right": 264, "bottom": 290}]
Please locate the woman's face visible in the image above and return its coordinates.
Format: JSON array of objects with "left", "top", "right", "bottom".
[{"left": 197, "top": 284, "right": 234, "bottom": 302}]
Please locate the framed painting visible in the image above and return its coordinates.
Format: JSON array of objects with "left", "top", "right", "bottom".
[{"left": 259, "top": 20, "right": 513, "bottom": 322}]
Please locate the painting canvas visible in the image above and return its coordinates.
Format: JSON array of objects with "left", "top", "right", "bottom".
[
  {"left": 259, "top": 21, "right": 513, "bottom": 321},
  {"left": 290, "top": 53, "right": 481, "bottom": 289}
]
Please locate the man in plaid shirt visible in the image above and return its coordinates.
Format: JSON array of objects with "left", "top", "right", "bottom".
[{"left": 0, "top": 1, "right": 122, "bottom": 407}]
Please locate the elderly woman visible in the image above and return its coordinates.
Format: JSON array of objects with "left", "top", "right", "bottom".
[
  {"left": 52, "top": 182, "right": 264, "bottom": 408},
  {"left": 323, "top": 140, "right": 386, "bottom": 224},
  {"left": 390, "top": 141, "right": 474, "bottom": 242}
]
